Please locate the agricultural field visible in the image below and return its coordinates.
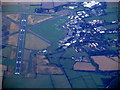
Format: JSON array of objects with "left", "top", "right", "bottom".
[
  {"left": 2, "top": 17, "right": 19, "bottom": 34},
  {"left": 21, "top": 61, "right": 29, "bottom": 74},
  {"left": 2, "top": 17, "right": 19, "bottom": 47},
  {"left": 2, "top": 5, "right": 28, "bottom": 12},
  {"left": 25, "top": 33, "right": 50, "bottom": 50},
  {"left": 64, "top": 69, "right": 108, "bottom": 88},
  {"left": 111, "top": 57, "right": 119, "bottom": 62},
  {"left": 3, "top": 75, "right": 53, "bottom": 88},
  {"left": 51, "top": 75, "right": 71, "bottom": 88},
  {"left": 73, "top": 62, "right": 96, "bottom": 71},
  {"left": 6, "top": 14, "right": 20, "bottom": 22},
  {"left": 36, "top": 65, "right": 63, "bottom": 74},
  {"left": 92, "top": 56, "right": 120, "bottom": 71},
  {"left": 31, "top": 54, "right": 63, "bottom": 75},
  {"left": 23, "top": 49, "right": 32, "bottom": 60},
  {"left": 7, "top": 34, "right": 18, "bottom": 46}
]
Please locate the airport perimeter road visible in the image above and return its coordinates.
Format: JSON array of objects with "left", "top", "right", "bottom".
[{"left": 15, "top": 14, "right": 28, "bottom": 75}]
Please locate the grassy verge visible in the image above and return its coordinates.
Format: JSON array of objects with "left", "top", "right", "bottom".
[
  {"left": 2, "top": 59, "right": 16, "bottom": 66},
  {"left": 104, "top": 34, "right": 118, "bottom": 40}
]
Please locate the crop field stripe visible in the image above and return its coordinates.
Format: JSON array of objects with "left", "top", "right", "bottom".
[
  {"left": 90, "top": 74, "right": 104, "bottom": 86},
  {"left": 89, "top": 73, "right": 98, "bottom": 87},
  {"left": 49, "top": 75, "right": 55, "bottom": 89},
  {"left": 80, "top": 75, "right": 89, "bottom": 88},
  {"left": 70, "top": 77, "right": 88, "bottom": 88},
  {"left": 60, "top": 67, "right": 73, "bottom": 88},
  {"left": 81, "top": 75, "right": 97, "bottom": 88},
  {"left": 69, "top": 76, "right": 81, "bottom": 80}
]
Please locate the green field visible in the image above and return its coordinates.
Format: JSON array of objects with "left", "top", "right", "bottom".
[
  {"left": 2, "top": 5, "right": 27, "bottom": 12},
  {"left": 2, "top": 46, "right": 12, "bottom": 58},
  {"left": 3, "top": 71, "right": 117, "bottom": 88},
  {"left": 3, "top": 75, "right": 53, "bottom": 88},
  {"left": 30, "top": 16, "right": 68, "bottom": 42},
  {"left": 48, "top": 57, "right": 60, "bottom": 65},
  {"left": 2, "top": 5, "right": 39, "bottom": 13},
  {"left": 104, "top": 34, "right": 118, "bottom": 39},
  {"left": 104, "top": 8, "right": 118, "bottom": 13},
  {"left": 3, "top": 74, "right": 72, "bottom": 88},
  {"left": 64, "top": 69, "right": 118, "bottom": 88},
  {"left": 60, "top": 59, "right": 75, "bottom": 69},
  {"left": 2, "top": 46, "right": 16, "bottom": 68},
  {"left": 85, "top": 13, "right": 118, "bottom": 22},
  {"left": 29, "top": 6, "right": 41, "bottom": 13},
  {"left": 63, "top": 48, "right": 88, "bottom": 58},
  {"left": 2, "top": 59, "right": 16, "bottom": 66},
  {"left": 47, "top": 42, "right": 59, "bottom": 51},
  {"left": 47, "top": 52, "right": 63, "bottom": 65},
  {"left": 107, "top": 46, "right": 118, "bottom": 51},
  {"left": 71, "top": 78, "right": 88, "bottom": 88},
  {"left": 47, "top": 48, "right": 88, "bottom": 68},
  {"left": 105, "top": 24, "right": 118, "bottom": 29},
  {"left": 64, "top": 69, "right": 102, "bottom": 88},
  {"left": 2, "top": 46, "right": 17, "bottom": 61},
  {"left": 51, "top": 75, "right": 71, "bottom": 88}
]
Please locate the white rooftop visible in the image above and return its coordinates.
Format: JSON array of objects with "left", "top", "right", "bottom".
[{"left": 83, "top": 1, "right": 100, "bottom": 8}]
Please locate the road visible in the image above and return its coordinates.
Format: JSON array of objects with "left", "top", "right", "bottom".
[
  {"left": 15, "top": 14, "right": 27, "bottom": 74},
  {"left": 3, "top": 16, "right": 19, "bottom": 26}
]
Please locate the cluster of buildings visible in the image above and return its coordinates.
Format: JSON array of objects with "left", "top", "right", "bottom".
[
  {"left": 82, "top": 1, "right": 102, "bottom": 8},
  {"left": 58, "top": 1, "right": 118, "bottom": 58},
  {"left": 71, "top": 56, "right": 89, "bottom": 62}
]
